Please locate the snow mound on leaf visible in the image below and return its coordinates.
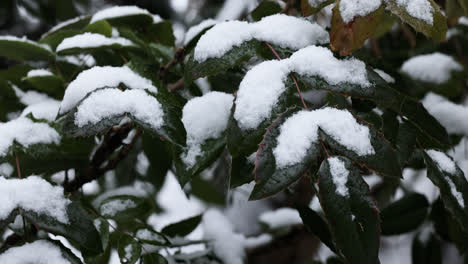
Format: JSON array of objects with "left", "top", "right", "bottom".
[
  {"left": 74, "top": 88, "right": 164, "bottom": 130},
  {"left": 0, "top": 240, "right": 71, "bottom": 264},
  {"left": 184, "top": 19, "right": 218, "bottom": 45},
  {"left": 90, "top": 5, "right": 151, "bottom": 24},
  {"left": 401, "top": 52, "right": 462, "bottom": 84},
  {"left": 259, "top": 208, "right": 302, "bottom": 229},
  {"left": 0, "top": 176, "right": 70, "bottom": 223},
  {"left": 194, "top": 14, "right": 328, "bottom": 62},
  {"left": 328, "top": 157, "right": 350, "bottom": 197},
  {"left": 0, "top": 35, "right": 51, "bottom": 51},
  {"left": 421, "top": 93, "right": 468, "bottom": 136},
  {"left": 392, "top": 0, "right": 434, "bottom": 25},
  {"left": 21, "top": 100, "right": 60, "bottom": 121},
  {"left": 274, "top": 108, "right": 374, "bottom": 168},
  {"left": 426, "top": 149, "right": 457, "bottom": 174},
  {"left": 60, "top": 66, "right": 157, "bottom": 114},
  {"left": 234, "top": 45, "right": 370, "bottom": 130},
  {"left": 0, "top": 117, "right": 60, "bottom": 156},
  {"left": 26, "top": 69, "right": 53, "bottom": 77},
  {"left": 181, "top": 92, "right": 233, "bottom": 167},
  {"left": 339, "top": 0, "right": 382, "bottom": 23},
  {"left": 56, "top": 33, "right": 134, "bottom": 52}
]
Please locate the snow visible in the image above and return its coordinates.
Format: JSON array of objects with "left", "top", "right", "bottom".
[
  {"left": 459, "top": 16, "right": 468, "bottom": 26},
  {"left": 58, "top": 55, "right": 95, "bottom": 67},
  {"left": 184, "top": 19, "right": 218, "bottom": 45},
  {"left": 136, "top": 152, "right": 149, "bottom": 175},
  {"left": 421, "top": 93, "right": 468, "bottom": 135},
  {"left": 74, "top": 88, "right": 164, "bottom": 130},
  {"left": 41, "top": 16, "right": 86, "bottom": 39},
  {"left": 0, "top": 117, "right": 61, "bottom": 156},
  {"left": 93, "top": 184, "right": 149, "bottom": 208},
  {"left": 0, "top": 35, "right": 51, "bottom": 51},
  {"left": 13, "top": 84, "right": 53, "bottom": 106},
  {"left": 100, "top": 198, "right": 137, "bottom": 217},
  {"left": 244, "top": 234, "right": 272, "bottom": 249},
  {"left": 136, "top": 229, "right": 167, "bottom": 244},
  {"left": 234, "top": 60, "right": 290, "bottom": 130},
  {"left": 21, "top": 100, "right": 60, "bottom": 121},
  {"left": 0, "top": 176, "right": 70, "bottom": 223},
  {"left": 152, "top": 14, "right": 163, "bottom": 24},
  {"left": 426, "top": 149, "right": 457, "bottom": 174},
  {"left": 374, "top": 69, "right": 395, "bottom": 83},
  {"left": 447, "top": 177, "right": 465, "bottom": 208},
  {"left": 0, "top": 240, "right": 71, "bottom": 264},
  {"left": 56, "top": 33, "right": 135, "bottom": 52},
  {"left": 203, "top": 209, "right": 246, "bottom": 264},
  {"left": 181, "top": 92, "right": 233, "bottom": 167},
  {"left": 234, "top": 45, "right": 370, "bottom": 130},
  {"left": 392, "top": 0, "right": 434, "bottom": 25},
  {"left": 60, "top": 66, "right": 157, "bottom": 114},
  {"left": 339, "top": 0, "right": 382, "bottom": 23},
  {"left": 308, "top": 0, "right": 330, "bottom": 7},
  {"left": 258, "top": 208, "right": 302, "bottom": 229},
  {"left": 401, "top": 52, "right": 462, "bottom": 84},
  {"left": 0, "top": 163, "right": 13, "bottom": 177},
  {"left": 328, "top": 157, "right": 350, "bottom": 196},
  {"left": 194, "top": 14, "right": 328, "bottom": 62},
  {"left": 90, "top": 5, "right": 151, "bottom": 24},
  {"left": 27, "top": 69, "right": 53, "bottom": 78},
  {"left": 273, "top": 108, "right": 374, "bottom": 168}
]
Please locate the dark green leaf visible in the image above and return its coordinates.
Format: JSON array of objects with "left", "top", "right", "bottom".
[
  {"left": 0, "top": 37, "right": 54, "bottom": 61},
  {"left": 297, "top": 206, "right": 336, "bottom": 253},
  {"left": 118, "top": 234, "right": 142, "bottom": 264},
  {"left": 84, "top": 20, "right": 113, "bottom": 37},
  {"left": 251, "top": 1, "right": 282, "bottom": 21},
  {"left": 161, "top": 214, "right": 202, "bottom": 237},
  {"left": 318, "top": 156, "right": 380, "bottom": 264},
  {"left": 380, "top": 193, "right": 429, "bottom": 235},
  {"left": 21, "top": 74, "right": 65, "bottom": 98},
  {"left": 148, "top": 21, "right": 176, "bottom": 46},
  {"left": 412, "top": 233, "right": 442, "bottom": 264},
  {"left": 142, "top": 253, "right": 168, "bottom": 264},
  {"left": 98, "top": 195, "right": 153, "bottom": 221},
  {"left": 135, "top": 228, "right": 170, "bottom": 246}
]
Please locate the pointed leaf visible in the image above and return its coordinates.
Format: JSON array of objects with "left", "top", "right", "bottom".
[
  {"left": 0, "top": 36, "right": 54, "bottom": 61},
  {"left": 251, "top": 1, "right": 282, "bottom": 21},
  {"left": 161, "top": 214, "right": 202, "bottom": 237},
  {"left": 118, "top": 234, "right": 142, "bottom": 264},
  {"left": 98, "top": 195, "right": 153, "bottom": 221},
  {"left": 297, "top": 206, "right": 336, "bottom": 253}
]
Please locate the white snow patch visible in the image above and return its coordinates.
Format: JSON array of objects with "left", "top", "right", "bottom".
[
  {"left": 184, "top": 19, "right": 218, "bottom": 45},
  {"left": 194, "top": 14, "right": 328, "bottom": 62},
  {"left": 21, "top": 100, "right": 60, "bottom": 121},
  {"left": 391, "top": 0, "right": 434, "bottom": 25},
  {"left": 60, "top": 66, "right": 157, "bottom": 114},
  {"left": 447, "top": 177, "right": 465, "bottom": 208},
  {"left": 13, "top": 85, "right": 53, "bottom": 106},
  {"left": 56, "top": 33, "right": 134, "bottom": 52},
  {"left": 152, "top": 14, "right": 163, "bottom": 24},
  {"left": 0, "top": 176, "right": 70, "bottom": 223},
  {"left": 421, "top": 92, "right": 468, "bottom": 136},
  {"left": 426, "top": 149, "right": 457, "bottom": 174},
  {"left": 0, "top": 163, "right": 13, "bottom": 177},
  {"left": 0, "top": 240, "right": 71, "bottom": 264},
  {"left": 401, "top": 52, "right": 462, "bottom": 84},
  {"left": 374, "top": 69, "right": 395, "bottom": 83},
  {"left": 58, "top": 55, "right": 95, "bottom": 67},
  {"left": 90, "top": 5, "right": 151, "bottom": 24},
  {"left": 328, "top": 157, "right": 350, "bottom": 197},
  {"left": 259, "top": 208, "right": 302, "bottom": 229},
  {"left": 339, "top": 0, "right": 382, "bottom": 23},
  {"left": 181, "top": 92, "right": 233, "bottom": 167},
  {"left": 273, "top": 108, "right": 374, "bottom": 168},
  {"left": 41, "top": 16, "right": 86, "bottom": 39},
  {"left": 459, "top": 16, "right": 468, "bottom": 26},
  {"left": 26, "top": 69, "right": 53, "bottom": 78},
  {"left": 0, "top": 117, "right": 60, "bottom": 156},
  {"left": 100, "top": 198, "right": 137, "bottom": 217},
  {"left": 136, "top": 152, "right": 149, "bottom": 175},
  {"left": 234, "top": 45, "right": 370, "bottom": 130}
]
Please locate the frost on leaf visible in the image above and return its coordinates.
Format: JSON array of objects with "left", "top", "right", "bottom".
[
  {"left": 59, "top": 66, "right": 157, "bottom": 114},
  {"left": 328, "top": 157, "right": 350, "bottom": 197},
  {"left": 194, "top": 14, "right": 328, "bottom": 62},
  {"left": 0, "top": 240, "right": 72, "bottom": 264},
  {"left": 0, "top": 176, "right": 70, "bottom": 223},
  {"left": 401, "top": 52, "right": 463, "bottom": 84},
  {"left": 0, "top": 117, "right": 61, "bottom": 157}
]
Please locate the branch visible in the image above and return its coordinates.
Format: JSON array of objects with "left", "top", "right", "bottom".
[{"left": 159, "top": 47, "right": 185, "bottom": 84}]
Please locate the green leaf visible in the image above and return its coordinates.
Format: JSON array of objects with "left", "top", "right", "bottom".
[
  {"left": 412, "top": 233, "right": 442, "bottom": 264},
  {"left": 330, "top": 3, "right": 384, "bottom": 56},
  {"left": 148, "top": 21, "right": 176, "bottom": 47},
  {"left": 380, "top": 193, "right": 429, "bottom": 235},
  {"left": 317, "top": 156, "right": 380, "bottom": 264},
  {"left": 21, "top": 74, "right": 65, "bottom": 98},
  {"left": 385, "top": 0, "right": 447, "bottom": 41},
  {"left": 301, "top": 0, "right": 335, "bottom": 16},
  {"left": 185, "top": 40, "right": 260, "bottom": 83},
  {"left": 135, "top": 228, "right": 170, "bottom": 246},
  {"left": 39, "top": 16, "right": 91, "bottom": 50},
  {"left": 98, "top": 195, "right": 153, "bottom": 221},
  {"left": 251, "top": 1, "right": 282, "bottom": 21},
  {"left": 94, "top": 218, "right": 110, "bottom": 250},
  {"left": 297, "top": 206, "right": 336, "bottom": 253},
  {"left": 84, "top": 20, "right": 113, "bottom": 37},
  {"left": 118, "top": 234, "right": 142, "bottom": 264},
  {"left": 161, "top": 214, "right": 202, "bottom": 237},
  {"left": 423, "top": 150, "right": 468, "bottom": 231},
  {"left": 56, "top": 36, "right": 138, "bottom": 56},
  {"left": 0, "top": 37, "right": 54, "bottom": 61},
  {"left": 230, "top": 155, "right": 255, "bottom": 188},
  {"left": 141, "top": 253, "right": 168, "bottom": 264},
  {"left": 48, "top": 239, "right": 85, "bottom": 264},
  {"left": 23, "top": 202, "right": 103, "bottom": 256}
]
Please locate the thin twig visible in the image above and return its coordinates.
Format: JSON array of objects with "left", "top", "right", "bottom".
[
  {"left": 263, "top": 42, "right": 308, "bottom": 110},
  {"left": 15, "top": 153, "right": 22, "bottom": 179},
  {"left": 320, "top": 140, "right": 331, "bottom": 158}
]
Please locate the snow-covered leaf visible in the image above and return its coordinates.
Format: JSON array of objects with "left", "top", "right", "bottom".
[
  {"left": 118, "top": 234, "right": 142, "bottom": 264},
  {"left": 385, "top": 0, "right": 447, "bottom": 41},
  {"left": 0, "top": 36, "right": 53, "bottom": 61},
  {"left": 22, "top": 70, "right": 64, "bottom": 98},
  {"left": 39, "top": 16, "right": 90, "bottom": 50},
  {"left": 380, "top": 193, "right": 429, "bottom": 235},
  {"left": 423, "top": 150, "right": 468, "bottom": 231},
  {"left": 318, "top": 156, "right": 380, "bottom": 264},
  {"left": 0, "top": 240, "right": 82, "bottom": 264},
  {"left": 98, "top": 195, "right": 153, "bottom": 221},
  {"left": 56, "top": 33, "right": 137, "bottom": 55},
  {"left": 251, "top": 1, "right": 282, "bottom": 21},
  {"left": 135, "top": 228, "right": 170, "bottom": 245},
  {"left": 90, "top": 5, "right": 154, "bottom": 27}
]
